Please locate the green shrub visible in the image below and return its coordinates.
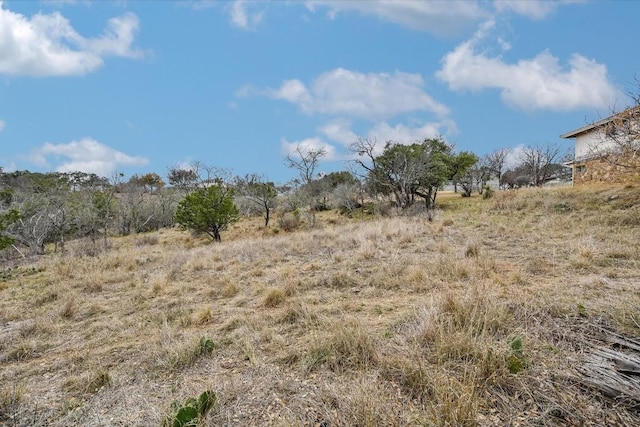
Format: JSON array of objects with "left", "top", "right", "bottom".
[
  {"left": 482, "top": 185, "right": 494, "bottom": 200},
  {"left": 175, "top": 185, "right": 239, "bottom": 242},
  {"left": 553, "top": 202, "right": 572, "bottom": 213}
]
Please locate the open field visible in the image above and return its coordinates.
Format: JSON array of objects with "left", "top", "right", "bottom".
[{"left": 1, "top": 185, "right": 640, "bottom": 426}]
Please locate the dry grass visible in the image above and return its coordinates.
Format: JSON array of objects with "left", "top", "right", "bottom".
[{"left": 1, "top": 185, "right": 640, "bottom": 426}]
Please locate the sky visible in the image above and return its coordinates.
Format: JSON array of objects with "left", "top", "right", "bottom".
[{"left": 1, "top": 0, "right": 639, "bottom": 184}]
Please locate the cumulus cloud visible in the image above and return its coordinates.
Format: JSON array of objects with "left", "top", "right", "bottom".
[
  {"left": 229, "top": 0, "right": 263, "bottom": 31},
  {"left": 305, "top": 0, "right": 487, "bottom": 35},
  {"left": 85, "top": 13, "right": 143, "bottom": 58},
  {"left": 368, "top": 121, "right": 444, "bottom": 144},
  {"left": 319, "top": 119, "right": 358, "bottom": 147},
  {"left": 0, "top": 2, "right": 143, "bottom": 77},
  {"left": 0, "top": 119, "right": 5, "bottom": 131},
  {"left": 436, "top": 21, "right": 618, "bottom": 111},
  {"left": 267, "top": 68, "right": 450, "bottom": 120},
  {"left": 320, "top": 118, "right": 448, "bottom": 148},
  {"left": 280, "top": 137, "right": 338, "bottom": 161},
  {"left": 259, "top": 68, "right": 457, "bottom": 162},
  {"left": 29, "top": 138, "right": 148, "bottom": 177}
]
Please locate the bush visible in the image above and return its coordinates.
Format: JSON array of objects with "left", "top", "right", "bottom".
[
  {"left": 375, "top": 202, "right": 396, "bottom": 217},
  {"left": 482, "top": 185, "right": 494, "bottom": 199},
  {"left": 332, "top": 183, "right": 362, "bottom": 213},
  {"left": 175, "top": 185, "right": 239, "bottom": 242},
  {"left": 278, "top": 210, "right": 301, "bottom": 232}
]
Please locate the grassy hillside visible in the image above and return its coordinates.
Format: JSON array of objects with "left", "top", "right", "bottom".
[{"left": 1, "top": 185, "right": 640, "bottom": 426}]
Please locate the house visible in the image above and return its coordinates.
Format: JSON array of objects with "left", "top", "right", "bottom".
[{"left": 561, "top": 105, "right": 640, "bottom": 185}]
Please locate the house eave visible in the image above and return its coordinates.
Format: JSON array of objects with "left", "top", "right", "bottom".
[
  {"left": 560, "top": 105, "right": 640, "bottom": 139},
  {"left": 560, "top": 117, "right": 610, "bottom": 139}
]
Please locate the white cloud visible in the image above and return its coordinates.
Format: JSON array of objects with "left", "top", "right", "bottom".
[
  {"left": 319, "top": 119, "right": 358, "bottom": 146},
  {"left": 267, "top": 68, "right": 450, "bottom": 120},
  {"left": 493, "top": 0, "right": 574, "bottom": 20},
  {"left": 85, "top": 13, "right": 143, "bottom": 58},
  {"left": 504, "top": 144, "right": 526, "bottom": 169},
  {"left": 0, "top": 119, "right": 5, "bottom": 131},
  {"left": 284, "top": 117, "right": 456, "bottom": 168},
  {"left": 368, "top": 121, "right": 443, "bottom": 145},
  {"left": 493, "top": 0, "right": 589, "bottom": 20},
  {"left": 29, "top": 138, "right": 148, "bottom": 177},
  {"left": 191, "top": 0, "right": 579, "bottom": 36},
  {"left": 269, "top": 79, "right": 310, "bottom": 105},
  {"left": 42, "top": 0, "right": 92, "bottom": 6},
  {"left": 305, "top": 0, "right": 487, "bottom": 35},
  {"left": 320, "top": 118, "right": 449, "bottom": 148},
  {"left": 2, "top": 160, "right": 16, "bottom": 172},
  {"left": 436, "top": 22, "right": 618, "bottom": 111},
  {"left": 0, "top": 2, "right": 143, "bottom": 77},
  {"left": 229, "top": 0, "right": 263, "bottom": 31},
  {"left": 280, "top": 137, "right": 338, "bottom": 161}
]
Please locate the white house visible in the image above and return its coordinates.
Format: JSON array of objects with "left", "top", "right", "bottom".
[{"left": 561, "top": 106, "right": 640, "bottom": 184}]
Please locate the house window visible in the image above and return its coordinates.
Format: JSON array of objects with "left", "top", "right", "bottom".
[{"left": 576, "top": 165, "right": 586, "bottom": 174}]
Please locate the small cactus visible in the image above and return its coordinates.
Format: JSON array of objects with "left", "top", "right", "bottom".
[{"left": 165, "top": 390, "right": 217, "bottom": 427}]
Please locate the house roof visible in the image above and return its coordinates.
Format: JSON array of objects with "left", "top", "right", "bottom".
[{"left": 561, "top": 105, "right": 640, "bottom": 139}]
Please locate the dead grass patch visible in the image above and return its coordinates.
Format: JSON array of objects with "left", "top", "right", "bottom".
[
  {"left": 262, "top": 288, "right": 286, "bottom": 308},
  {"left": 302, "top": 318, "right": 379, "bottom": 374},
  {"left": 1, "top": 184, "right": 639, "bottom": 425}
]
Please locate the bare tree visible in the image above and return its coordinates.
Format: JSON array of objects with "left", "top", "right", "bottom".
[
  {"left": 8, "top": 194, "right": 56, "bottom": 255},
  {"left": 597, "top": 109, "right": 640, "bottom": 169},
  {"left": 285, "top": 145, "right": 326, "bottom": 221},
  {"left": 194, "top": 162, "right": 234, "bottom": 187},
  {"left": 350, "top": 137, "right": 380, "bottom": 174},
  {"left": 285, "top": 145, "right": 327, "bottom": 185},
  {"left": 519, "top": 143, "right": 564, "bottom": 186},
  {"left": 459, "top": 157, "right": 491, "bottom": 196},
  {"left": 116, "top": 177, "right": 160, "bottom": 235},
  {"left": 234, "top": 174, "right": 278, "bottom": 227},
  {"left": 168, "top": 162, "right": 232, "bottom": 192},
  {"left": 349, "top": 137, "right": 385, "bottom": 200},
  {"left": 485, "top": 147, "right": 512, "bottom": 187},
  {"left": 4, "top": 173, "right": 78, "bottom": 254},
  {"left": 168, "top": 164, "right": 199, "bottom": 193}
]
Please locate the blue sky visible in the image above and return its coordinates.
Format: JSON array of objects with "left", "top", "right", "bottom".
[{"left": 1, "top": 0, "right": 639, "bottom": 183}]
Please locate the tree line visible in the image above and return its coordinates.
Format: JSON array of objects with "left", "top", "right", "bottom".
[{"left": 0, "top": 139, "right": 570, "bottom": 256}]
